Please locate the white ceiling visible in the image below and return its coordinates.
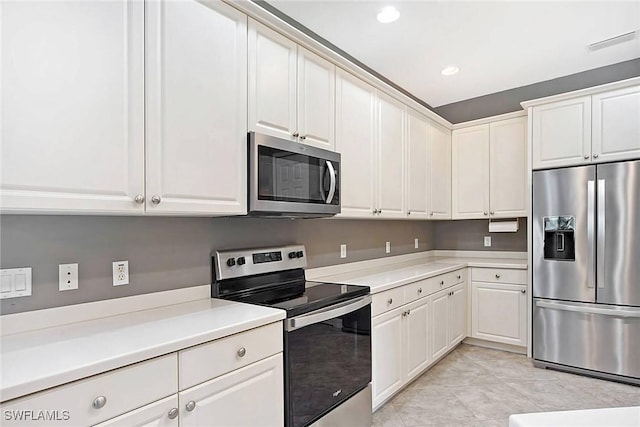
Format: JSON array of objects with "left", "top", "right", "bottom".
[{"left": 268, "top": 0, "right": 640, "bottom": 107}]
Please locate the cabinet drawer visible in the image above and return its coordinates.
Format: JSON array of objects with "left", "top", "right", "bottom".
[
  {"left": 446, "top": 270, "right": 465, "bottom": 285},
  {"left": 179, "top": 322, "right": 282, "bottom": 390},
  {"left": 404, "top": 279, "right": 429, "bottom": 304},
  {"left": 472, "top": 267, "right": 526, "bottom": 284},
  {"left": 0, "top": 354, "right": 177, "bottom": 427},
  {"left": 372, "top": 287, "right": 405, "bottom": 317}
]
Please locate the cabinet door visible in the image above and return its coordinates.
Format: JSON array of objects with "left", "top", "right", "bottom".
[
  {"left": 592, "top": 86, "right": 640, "bottom": 163},
  {"left": 248, "top": 19, "right": 297, "bottom": 141},
  {"left": 452, "top": 125, "right": 490, "bottom": 219},
  {"left": 430, "top": 290, "right": 449, "bottom": 361},
  {"left": 428, "top": 123, "right": 452, "bottom": 219},
  {"left": 297, "top": 47, "right": 335, "bottom": 150},
  {"left": 448, "top": 283, "right": 467, "bottom": 347},
  {"left": 489, "top": 117, "right": 527, "bottom": 217},
  {"left": 335, "top": 69, "right": 376, "bottom": 217},
  {"left": 532, "top": 96, "right": 592, "bottom": 169},
  {"left": 372, "top": 308, "right": 404, "bottom": 409},
  {"left": 404, "top": 298, "right": 430, "bottom": 381},
  {"left": 0, "top": 0, "right": 144, "bottom": 214},
  {"left": 180, "top": 354, "right": 284, "bottom": 427},
  {"left": 95, "top": 395, "right": 178, "bottom": 427},
  {"left": 377, "top": 93, "right": 406, "bottom": 218},
  {"left": 471, "top": 281, "right": 527, "bottom": 347},
  {"left": 406, "top": 108, "right": 430, "bottom": 219},
  {"left": 146, "top": 0, "right": 247, "bottom": 215}
]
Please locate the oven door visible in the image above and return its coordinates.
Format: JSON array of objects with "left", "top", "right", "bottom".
[
  {"left": 284, "top": 295, "right": 372, "bottom": 427},
  {"left": 249, "top": 132, "right": 340, "bottom": 216}
]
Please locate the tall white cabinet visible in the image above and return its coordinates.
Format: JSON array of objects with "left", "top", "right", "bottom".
[
  {"left": 145, "top": 0, "right": 247, "bottom": 215},
  {"left": 428, "top": 123, "right": 453, "bottom": 219},
  {"left": 377, "top": 93, "right": 406, "bottom": 219},
  {"left": 0, "top": 1, "right": 145, "bottom": 214},
  {"left": 452, "top": 125, "right": 490, "bottom": 219},
  {"left": 248, "top": 19, "right": 335, "bottom": 150},
  {"left": 406, "top": 109, "right": 430, "bottom": 219}
]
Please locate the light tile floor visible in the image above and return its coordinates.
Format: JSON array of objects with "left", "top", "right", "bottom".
[{"left": 373, "top": 344, "right": 640, "bottom": 427}]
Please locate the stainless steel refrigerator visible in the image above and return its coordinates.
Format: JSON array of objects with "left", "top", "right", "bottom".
[{"left": 532, "top": 159, "right": 640, "bottom": 385}]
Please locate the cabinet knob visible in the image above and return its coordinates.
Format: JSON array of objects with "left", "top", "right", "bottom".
[
  {"left": 521, "top": 288, "right": 527, "bottom": 294},
  {"left": 440, "top": 280, "right": 444, "bottom": 286},
  {"left": 457, "top": 275, "right": 461, "bottom": 280},
  {"left": 151, "top": 195, "right": 162, "bottom": 204},
  {"left": 292, "top": 132, "right": 299, "bottom": 138},
  {"left": 387, "top": 298, "right": 393, "bottom": 305},
  {"left": 430, "top": 212, "right": 434, "bottom": 216},
  {"left": 593, "top": 154, "right": 599, "bottom": 158},
  {"left": 300, "top": 135, "right": 306, "bottom": 140},
  {"left": 407, "top": 309, "right": 411, "bottom": 315},
  {"left": 237, "top": 347, "right": 246, "bottom": 358},
  {"left": 378, "top": 209, "right": 382, "bottom": 214},
  {"left": 407, "top": 211, "right": 411, "bottom": 216},
  {"left": 168, "top": 408, "right": 179, "bottom": 420},
  {"left": 92, "top": 396, "right": 107, "bottom": 410},
  {"left": 185, "top": 401, "right": 196, "bottom": 412},
  {"left": 418, "top": 288, "right": 422, "bottom": 294},
  {"left": 490, "top": 211, "right": 495, "bottom": 215},
  {"left": 495, "top": 274, "right": 501, "bottom": 279},
  {"left": 483, "top": 211, "right": 488, "bottom": 216},
  {"left": 584, "top": 154, "right": 590, "bottom": 159},
  {"left": 134, "top": 194, "right": 145, "bottom": 204}
]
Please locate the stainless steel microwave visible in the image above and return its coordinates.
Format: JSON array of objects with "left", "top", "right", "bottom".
[{"left": 248, "top": 132, "right": 340, "bottom": 218}]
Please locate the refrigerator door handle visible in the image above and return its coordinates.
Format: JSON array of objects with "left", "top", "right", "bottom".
[
  {"left": 587, "top": 180, "right": 595, "bottom": 288},
  {"left": 597, "top": 179, "right": 605, "bottom": 289},
  {"left": 536, "top": 300, "right": 640, "bottom": 318}
]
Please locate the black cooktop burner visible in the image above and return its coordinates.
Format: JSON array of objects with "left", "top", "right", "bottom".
[{"left": 265, "top": 281, "right": 369, "bottom": 317}]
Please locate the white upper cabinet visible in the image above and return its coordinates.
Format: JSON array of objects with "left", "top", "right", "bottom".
[
  {"left": 0, "top": 0, "right": 145, "bottom": 214},
  {"left": 248, "top": 19, "right": 335, "bottom": 150},
  {"left": 428, "top": 123, "right": 452, "bottom": 219},
  {"left": 452, "top": 125, "right": 490, "bottom": 219},
  {"left": 377, "top": 93, "right": 406, "bottom": 218},
  {"left": 489, "top": 117, "right": 527, "bottom": 218},
  {"left": 406, "top": 109, "right": 430, "bottom": 219},
  {"left": 335, "top": 69, "right": 377, "bottom": 217},
  {"left": 248, "top": 19, "right": 297, "bottom": 142},
  {"left": 146, "top": 0, "right": 247, "bottom": 215},
  {"left": 297, "top": 47, "right": 336, "bottom": 150},
  {"left": 452, "top": 116, "right": 527, "bottom": 219},
  {"left": 592, "top": 85, "right": 640, "bottom": 163},
  {"left": 531, "top": 96, "right": 592, "bottom": 169}
]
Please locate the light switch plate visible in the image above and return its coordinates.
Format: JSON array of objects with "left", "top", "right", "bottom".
[
  {"left": 484, "top": 236, "right": 492, "bottom": 247},
  {"left": 385, "top": 242, "right": 391, "bottom": 253},
  {"left": 1, "top": 267, "right": 32, "bottom": 299},
  {"left": 414, "top": 238, "right": 419, "bottom": 249},
  {"left": 340, "top": 244, "right": 347, "bottom": 259}
]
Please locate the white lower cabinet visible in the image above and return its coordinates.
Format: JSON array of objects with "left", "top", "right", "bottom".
[
  {"left": 179, "top": 354, "right": 284, "bottom": 427},
  {"left": 372, "top": 270, "right": 465, "bottom": 409},
  {"left": 95, "top": 395, "right": 179, "bottom": 427},
  {"left": 470, "top": 268, "right": 528, "bottom": 347}
]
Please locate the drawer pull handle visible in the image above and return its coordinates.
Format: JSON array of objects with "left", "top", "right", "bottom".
[
  {"left": 185, "top": 401, "right": 196, "bottom": 412},
  {"left": 418, "top": 288, "right": 422, "bottom": 294},
  {"left": 521, "top": 289, "right": 527, "bottom": 294},
  {"left": 237, "top": 347, "right": 247, "bottom": 358},
  {"left": 495, "top": 274, "right": 501, "bottom": 279},
  {"left": 402, "top": 311, "right": 407, "bottom": 317},
  {"left": 387, "top": 298, "right": 393, "bottom": 305},
  {"left": 407, "top": 309, "right": 411, "bottom": 315},
  {"left": 168, "top": 408, "right": 179, "bottom": 420},
  {"left": 92, "top": 396, "right": 107, "bottom": 410}
]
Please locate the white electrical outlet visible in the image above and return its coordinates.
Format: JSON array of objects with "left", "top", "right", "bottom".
[
  {"left": 59, "top": 263, "right": 78, "bottom": 291},
  {"left": 414, "top": 238, "right": 419, "bottom": 249},
  {"left": 340, "top": 244, "right": 347, "bottom": 259},
  {"left": 385, "top": 242, "right": 391, "bottom": 253},
  {"left": 112, "top": 261, "right": 129, "bottom": 286},
  {"left": 484, "top": 236, "right": 492, "bottom": 247}
]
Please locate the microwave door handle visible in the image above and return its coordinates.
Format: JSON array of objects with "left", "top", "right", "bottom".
[
  {"left": 319, "top": 162, "right": 327, "bottom": 202},
  {"left": 326, "top": 160, "right": 336, "bottom": 204}
]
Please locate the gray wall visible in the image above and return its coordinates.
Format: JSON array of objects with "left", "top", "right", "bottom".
[
  {"left": 433, "top": 218, "right": 527, "bottom": 252},
  {"left": 0, "top": 215, "right": 436, "bottom": 314}
]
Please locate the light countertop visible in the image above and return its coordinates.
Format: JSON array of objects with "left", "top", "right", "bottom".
[
  {"left": 509, "top": 406, "right": 640, "bottom": 427},
  {"left": 319, "top": 257, "right": 527, "bottom": 294},
  {"left": 0, "top": 299, "right": 285, "bottom": 402}
]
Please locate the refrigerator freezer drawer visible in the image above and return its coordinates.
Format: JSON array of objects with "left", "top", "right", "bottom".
[{"left": 533, "top": 299, "right": 640, "bottom": 381}]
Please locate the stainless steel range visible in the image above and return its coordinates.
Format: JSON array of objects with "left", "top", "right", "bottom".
[{"left": 212, "top": 245, "right": 372, "bottom": 427}]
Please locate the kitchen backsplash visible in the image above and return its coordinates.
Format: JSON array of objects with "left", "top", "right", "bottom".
[{"left": 1, "top": 215, "right": 526, "bottom": 314}]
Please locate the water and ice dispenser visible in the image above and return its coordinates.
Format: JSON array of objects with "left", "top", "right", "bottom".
[{"left": 543, "top": 216, "right": 576, "bottom": 261}]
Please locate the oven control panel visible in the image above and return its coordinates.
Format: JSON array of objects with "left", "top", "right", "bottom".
[{"left": 214, "top": 245, "right": 307, "bottom": 281}]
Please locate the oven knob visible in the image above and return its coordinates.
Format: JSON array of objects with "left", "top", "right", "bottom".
[
  {"left": 288, "top": 251, "right": 296, "bottom": 259},
  {"left": 226, "top": 258, "right": 236, "bottom": 267},
  {"left": 237, "top": 256, "right": 246, "bottom": 266},
  {"left": 296, "top": 251, "right": 304, "bottom": 258}
]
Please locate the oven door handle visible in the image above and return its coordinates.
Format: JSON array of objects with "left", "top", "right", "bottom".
[{"left": 285, "top": 295, "right": 371, "bottom": 332}]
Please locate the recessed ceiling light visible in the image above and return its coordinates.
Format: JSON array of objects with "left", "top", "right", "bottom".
[
  {"left": 377, "top": 6, "right": 400, "bottom": 24},
  {"left": 441, "top": 66, "right": 460, "bottom": 76}
]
